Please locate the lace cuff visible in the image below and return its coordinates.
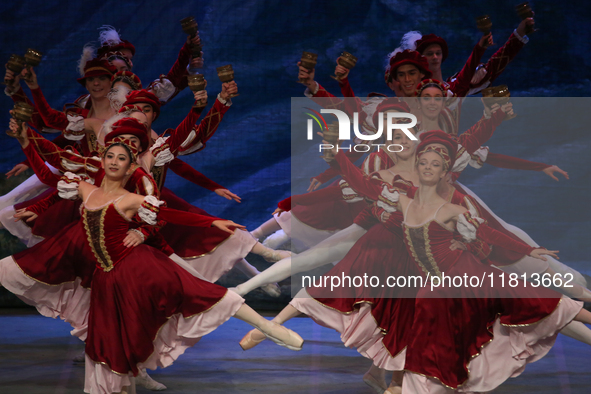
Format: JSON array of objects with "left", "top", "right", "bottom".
[
  {"left": 151, "top": 76, "right": 176, "bottom": 103},
  {"left": 217, "top": 93, "right": 232, "bottom": 107},
  {"left": 128, "top": 228, "right": 146, "bottom": 243},
  {"left": 57, "top": 172, "right": 83, "bottom": 199},
  {"left": 339, "top": 179, "right": 363, "bottom": 203},
  {"left": 150, "top": 136, "right": 174, "bottom": 167},
  {"left": 303, "top": 81, "right": 319, "bottom": 97},
  {"left": 138, "top": 195, "right": 165, "bottom": 225},
  {"left": 457, "top": 212, "right": 486, "bottom": 242},
  {"left": 64, "top": 114, "right": 85, "bottom": 141},
  {"left": 376, "top": 184, "right": 399, "bottom": 213}
]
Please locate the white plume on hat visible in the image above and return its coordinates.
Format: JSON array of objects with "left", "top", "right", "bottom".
[
  {"left": 98, "top": 25, "right": 122, "bottom": 47},
  {"left": 384, "top": 31, "right": 422, "bottom": 73},
  {"left": 77, "top": 44, "right": 96, "bottom": 77},
  {"left": 400, "top": 31, "right": 422, "bottom": 51}
]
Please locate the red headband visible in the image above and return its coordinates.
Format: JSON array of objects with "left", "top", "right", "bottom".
[{"left": 416, "top": 78, "right": 448, "bottom": 97}]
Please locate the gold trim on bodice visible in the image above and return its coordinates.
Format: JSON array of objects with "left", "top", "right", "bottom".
[
  {"left": 83, "top": 206, "right": 114, "bottom": 272},
  {"left": 404, "top": 224, "right": 443, "bottom": 279}
]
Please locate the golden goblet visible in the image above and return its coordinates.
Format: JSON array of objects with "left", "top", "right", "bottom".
[
  {"left": 187, "top": 74, "right": 207, "bottom": 108},
  {"left": 476, "top": 15, "right": 492, "bottom": 35},
  {"left": 6, "top": 101, "right": 34, "bottom": 139},
  {"left": 4, "top": 54, "right": 26, "bottom": 85},
  {"left": 23, "top": 48, "right": 43, "bottom": 83},
  {"left": 180, "top": 16, "right": 203, "bottom": 59},
  {"left": 330, "top": 51, "right": 357, "bottom": 81},
  {"left": 321, "top": 121, "right": 340, "bottom": 162},
  {"left": 482, "top": 84, "right": 516, "bottom": 120},
  {"left": 515, "top": 2, "right": 537, "bottom": 34},
  {"left": 298, "top": 51, "right": 318, "bottom": 84},
  {"left": 216, "top": 65, "right": 239, "bottom": 98}
]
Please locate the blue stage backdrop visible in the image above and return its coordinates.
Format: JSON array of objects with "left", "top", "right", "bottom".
[{"left": 0, "top": 0, "right": 590, "bottom": 275}]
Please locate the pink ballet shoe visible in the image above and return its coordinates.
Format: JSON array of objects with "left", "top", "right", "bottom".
[
  {"left": 384, "top": 386, "right": 402, "bottom": 394},
  {"left": 260, "top": 321, "right": 304, "bottom": 351},
  {"left": 72, "top": 350, "right": 85, "bottom": 364},
  {"left": 239, "top": 328, "right": 267, "bottom": 350},
  {"left": 136, "top": 368, "right": 167, "bottom": 391},
  {"left": 260, "top": 248, "right": 292, "bottom": 263},
  {"left": 363, "top": 370, "right": 387, "bottom": 394},
  {"left": 261, "top": 283, "right": 282, "bottom": 297}
]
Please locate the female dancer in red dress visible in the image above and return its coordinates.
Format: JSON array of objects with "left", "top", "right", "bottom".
[
  {"left": 392, "top": 138, "right": 590, "bottom": 393},
  {"left": 4, "top": 117, "right": 304, "bottom": 394}
]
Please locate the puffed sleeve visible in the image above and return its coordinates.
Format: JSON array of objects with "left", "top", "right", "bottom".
[
  {"left": 56, "top": 172, "right": 94, "bottom": 200},
  {"left": 63, "top": 114, "right": 86, "bottom": 141}
]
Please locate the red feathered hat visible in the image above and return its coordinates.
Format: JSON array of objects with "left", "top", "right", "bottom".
[
  {"left": 416, "top": 130, "right": 458, "bottom": 170},
  {"left": 97, "top": 40, "right": 136, "bottom": 58},
  {"left": 77, "top": 58, "right": 117, "bottom": 86},
  {"left": 104, "top": 118, "right": 150, "bottom": 159},
  {"left": 415, "top": 34, "right": 449, "bottom": 61},
  {"left": 387, "top": 50, "right": 432, "bottom": 82},
  {"left": 119, "top": 89, "right": 161, "bottom": 121},
  {"left": 111, "top": 71, "right": 142, "bottom": 90},
  {"left": 372, "top": 100, "right": 412, "bottom": 127}
]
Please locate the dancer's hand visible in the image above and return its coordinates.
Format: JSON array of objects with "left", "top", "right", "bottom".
[
  {"left": 123, "top": 230, "right": 144, "bottom": 248},
  {"left": 308, "top": 178, "right": 321, "bottom": 192},
  {"left": 479, "top": 32, "right": 494, "bottom": 48},
  {"left": 187, "top": 34, "right": 202, "bottom": 48},
  {"left": 189, "top": 55, "right": 204, "bottom": 69},
  {"left": 449, "top": 239, "right": 467, "bottom": 251},
  {"left": 297, "top": 61, "right": 316, "bottom": 90},
  {"left": 381, "top": 212, "right": 391, "bottom": 222},
  {"left": 220, "top": 81, "right": 237, "bottom": 100},
  {"left": 6, "top": 163, "right": 29, "bottom": 178},
  {"left": 335, "top": 58, "right": 350, "bottom": 79},
  {"left": 215, "top": 188, "right": 241, "bottom": 203},
  {"left": 471, "top": 66, "right": 487, "bottom": 85},
  {"left": 516, "top": 16, "right": 535, "bottom": 37},
  {"left": 20, "top": 67, "right": 39, "bottom": 89},
  {"left": 500, "top": 102, "right": 514, "bottom": 117},
  {"left": 530, "top": 248, "right": 559, "bottom": 261},
  {"left": 212, "top": 220, "right": 246, "bottom": 234},
  {"left": 8, "top": 116, "right": 29, "bottom": 147},
  {"left": 4, "top": 67, "right": 20, "bottom": 88},
  {"left": 272, "top": 207, "right": 285, "bottom": 217},
  {"left": 13, "top": 208, "right": 37, "bottom": 223},
  {"left": 193, "top": 89, "right": 208, "bottom": 102},
  {"left": 542, "top": 165, "right": 569, "bottom": 182}
]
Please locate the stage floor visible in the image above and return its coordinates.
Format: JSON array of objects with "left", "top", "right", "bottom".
[{"left": 0, "top": 309, "right": 589, "bottom": 393}]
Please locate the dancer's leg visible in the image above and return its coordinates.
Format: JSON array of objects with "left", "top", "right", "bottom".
[
  {"left": 234, "top": 224, "right": 367, "bottom": 296},
  {"left": 233, "top": 304, "right": 303, "bottom": 350},
  {"left": 262, "top": 229, "right": 290, "bottom": 249},
  {"left": 560, "top": 321, "right": 591, "bottom": 346},
  {"left": 574, "top": 308, "right": 591, "bottom": 325},
  {"left": 251, "top": 241, "right": 292, "bottom": 262},
  {"left": 234, "top": 258, "right": 281, "bottom": 297},
  {"left": 251, "top": 217, "right": 281, "bottom": 240},
  {"left": 544, "top": 267, "right": 591, "bottom": 301}
]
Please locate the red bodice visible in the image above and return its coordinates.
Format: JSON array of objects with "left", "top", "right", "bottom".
[
  {"left": 81, "top": 202, "right": 133, "bottom": 272},
  {"left": 403, "top": 218, "right": 463, "bottom": 279}
]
